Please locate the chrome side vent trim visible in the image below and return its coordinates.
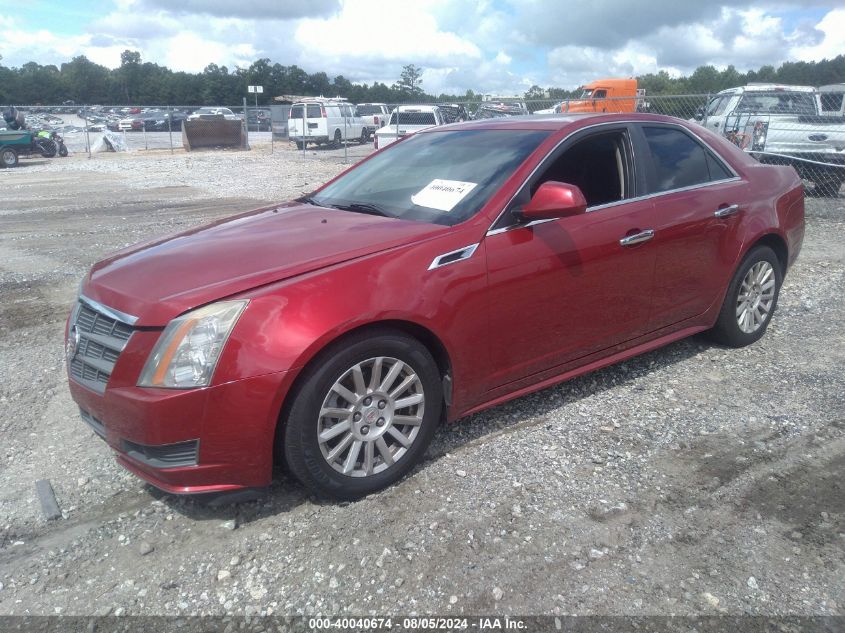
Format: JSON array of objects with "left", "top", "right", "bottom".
[{"left": 427, "top": 243, "right": 479, "bottom": 271}]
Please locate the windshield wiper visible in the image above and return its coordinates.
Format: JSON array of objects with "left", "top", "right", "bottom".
[
  {"left": 328, "top": 202, "right": 391, "bottom": 217},
  {"left": 300, "top": 196, "right": 327, "bottom": 207}
]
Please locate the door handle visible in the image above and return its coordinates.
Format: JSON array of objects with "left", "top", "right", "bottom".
[
  {"left": 619, "top": 229, "right": 654, "bottom": 246},
  {"left": 714, "top": 204, "right": 740, "bottom": 218}
]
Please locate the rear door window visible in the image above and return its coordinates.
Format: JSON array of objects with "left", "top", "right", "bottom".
[
  {"left": 290, "top": 105, "right": 303, "bottom": 119},
  {"left": 641, "top": 126, "right": 734, "bottom": 193},
  {"left": 306, "top": 104, "right": 322, "bottom": 119}
]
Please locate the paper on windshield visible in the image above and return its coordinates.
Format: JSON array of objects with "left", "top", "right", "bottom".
[{"left": 411, "top": 179, "right": 477, "bottom": 212}]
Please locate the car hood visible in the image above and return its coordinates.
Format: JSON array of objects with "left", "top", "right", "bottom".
[{"left": 82, "top": 202, "right": 447, "bottom": 326}]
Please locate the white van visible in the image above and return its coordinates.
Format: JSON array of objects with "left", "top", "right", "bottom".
[{"left": 288, "top": 99, "right": 368, "bottom": 149}]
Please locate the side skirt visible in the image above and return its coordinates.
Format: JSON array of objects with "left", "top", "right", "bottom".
[{"left": 454, "top": 324, "right": 710, "bottom": 421}]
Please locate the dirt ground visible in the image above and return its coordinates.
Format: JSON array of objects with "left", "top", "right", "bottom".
[{"left": 0, "top": 145, "right": 843, "bottom": 618}]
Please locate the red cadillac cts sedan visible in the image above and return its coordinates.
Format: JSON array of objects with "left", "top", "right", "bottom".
[{"left": 66, "top": 113, "right": 804, "bottom": 499}]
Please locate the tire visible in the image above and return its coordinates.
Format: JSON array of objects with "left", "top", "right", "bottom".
[
  {"left": 359, "top": 129, "right": 369, "bottom": 144},
  {"left": 58, "top": 144, "right": 68, "bottom": 157},
  {"left": 333, "top": 129, "right": 342, "bottom": 149},
  {"left": 295, "top": 140, "right": 305, "bottom": 150},
  {"left": 282, "top": 329, "right": 443, "bottom": 500},
  {"left": 0, "top": 147, "right": 18, "bottom": 168},
  {"left": 37, "top": 139, "right": 57, "bottom": 158},
  {"left": 708, "top": 245, "right": 782, "bottom": 347}
]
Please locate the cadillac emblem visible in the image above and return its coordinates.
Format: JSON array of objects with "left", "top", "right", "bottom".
[{"left": 66, "top": 325, "right": 80, "bottom": 363}]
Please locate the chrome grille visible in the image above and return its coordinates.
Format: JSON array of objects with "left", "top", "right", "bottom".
[{"left": 69, "top": 299, "right": 135, "bottom": 394}]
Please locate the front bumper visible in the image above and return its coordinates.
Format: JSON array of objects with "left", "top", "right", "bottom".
[{"left": 69, "top": 369, "right": 293, "bottom": 494}]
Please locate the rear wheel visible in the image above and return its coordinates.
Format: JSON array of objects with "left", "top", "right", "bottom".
[
  {"left": 708, "top": 245, "right": 782, "bottom": 347},
  {"left": 295, "top": 140, "right": 305, "bottom": 150},
  {"left": 0, "top": 147, "right": 18, "bottom": 168},
  {"left": 333, "top": 129, "right": 342, "bottom": 148},
  {"left": 282, "top": 330, "right": 442, "bottom": 499},
  {"left": 58, "top": 144, "right": 68, "bottom": 157},
  {"left": 359, "top": 128, "right": 369, "bottom": 144}
]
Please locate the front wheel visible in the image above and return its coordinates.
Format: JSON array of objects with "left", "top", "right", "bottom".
[
  {"left": 708, "top": 245, "right": 782, "bottom": 347},
  {"left": 0, "top": 147, "right": 18, "bottom": 168},
  {"left": 282, "top": 330, "right": 442, "bottom": 499}
]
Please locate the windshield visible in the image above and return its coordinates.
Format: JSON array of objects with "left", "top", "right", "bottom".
[
  {"left": 309, "top": 129, "right": 550, "bottom": 226},
  {"left": 736, "top": 92, "right": 818, "bottom": 115},
  {"left": 579, "top": 89, "right": 594, "bottom": 99},
  {"left": 387, "top": 111, "right": 437, "bottom": 126}
]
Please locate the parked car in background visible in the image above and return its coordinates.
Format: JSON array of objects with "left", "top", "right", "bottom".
[
  {"left": 696, "top": 84, "right": 845, "bottom": 196},
  {"left": 288, "top": 98, "right": 368, "bottom": 149},
  {"left": 247, "top": 109, "right": 272, "bottom": 131},
  {"left": 355, "top": 103, "right": 391, "bottom": 135},
  {"left": 187, "top": 107, "right": 239, "bottom": 122},
  {"left": 374, "top": 105, "right": 445, "bottom": 149},
  {"left": 66, "top": 112, "right": 804, "bottom": 499},
  {"left": 114, "top": 110, "right": 181, "bottom": 132},
  {"left": 534, "top": 102, "right": 566, "bottom": 114},
  {"left": 438, "top": 103, "right": 470, "bottom": 124},
  {"left": 474, "top": 101, "right": 529, "bottom": 119}
]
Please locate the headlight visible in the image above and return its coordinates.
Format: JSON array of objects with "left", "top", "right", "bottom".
[{"left": 137, "top": 300, "right": 247, "bottom": 389}]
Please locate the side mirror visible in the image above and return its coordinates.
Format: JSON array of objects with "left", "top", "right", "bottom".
[
  {"left": 520, "top": 181, "right": 587, "bottom": 221},
  {"left": 694, "top": 106, "right": 706, "bottom": 121}
]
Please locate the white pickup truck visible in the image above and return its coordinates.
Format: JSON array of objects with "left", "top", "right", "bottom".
[
  {"left": 374, "top": 105, "right": 445, "bottom": 150},
  {"left": 697, "top": 84, "right": 845, "bottom": 196},
  {"left": 355, "top": 103, "right": 390, "bottom": 136},
  {"left": 288, "top": 99, "right": 368, "bottom": 149}
]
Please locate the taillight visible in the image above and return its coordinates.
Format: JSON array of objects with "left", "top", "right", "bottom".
[
  {"left": 374, "top": 115, "right": 378, "bottom": 125},
  {"left": 320, "top": 107, "right": 327, "bottom": 118}
]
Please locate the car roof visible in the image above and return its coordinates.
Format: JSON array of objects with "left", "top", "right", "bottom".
[
  {"left": 718, "top": 84, "right": 816, "bottom": 95},
  {"left": 425, "top": 112, "right": 688, "bottom": 133},
  {"left": 393, "top": 105, "right": 440, "bottom": 112}
]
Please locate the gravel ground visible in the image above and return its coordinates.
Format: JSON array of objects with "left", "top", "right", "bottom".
[{"left": 0, "top": 147, "right": 843, "bottom": 618}]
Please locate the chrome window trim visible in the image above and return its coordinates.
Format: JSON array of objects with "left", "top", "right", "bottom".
[
  {"left": 484, "top": 119, "right": 741, "bottom": 237},
  {"left": 427, "top": 243, "right": 479, "bottom": 270},
  {"left": 485, "top": 176, "right": 742, "bottom": 236},
  {"left": 79, "top": 294, "right": 139, "bottom": 326}
]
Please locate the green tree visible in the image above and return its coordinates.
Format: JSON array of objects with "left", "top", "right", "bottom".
[
  {"left": 393, "top": 64, "right": 424, "bottom": 99},
  {"left": 524, "top": 84, "right": 546, "bottom": 99}
]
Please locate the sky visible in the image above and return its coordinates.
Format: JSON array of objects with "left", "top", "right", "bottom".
[{"left": 1, "top": 0, "right": 844, "bottom": 95}]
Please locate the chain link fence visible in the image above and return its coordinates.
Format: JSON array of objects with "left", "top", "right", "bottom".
[{"left": 3, "top": 91, "right": 843, "bottom": 196}]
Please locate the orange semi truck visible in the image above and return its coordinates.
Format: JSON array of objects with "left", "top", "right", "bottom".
[{"left": 540, "top": 79, "right": 646, "bottom": 114}]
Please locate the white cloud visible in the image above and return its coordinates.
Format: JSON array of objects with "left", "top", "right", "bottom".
[
  {"left": 0, "top": 1, "right": 843, "bottom": 96},
  {"left": 792, "top": 8, "right": 845, "bottom": 61},
  {"left": 293, "top": 0, "right": 481, "bottom": 87}
]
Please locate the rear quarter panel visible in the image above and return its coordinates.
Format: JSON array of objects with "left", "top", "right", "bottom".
[{"left": 695, "top": 124, "right": 803, "bottom": 272}]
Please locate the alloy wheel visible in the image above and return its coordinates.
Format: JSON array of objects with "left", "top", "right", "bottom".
[
  {"left": 736, "top": 261, "right": 776, "bottom": 334},
  {"left": 317, "top": 356, "right": 425, "bottom": 477}
]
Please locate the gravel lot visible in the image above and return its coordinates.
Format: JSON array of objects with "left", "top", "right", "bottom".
[{"left": 0, "top": 144, "right": 843, "bottom": 618}]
